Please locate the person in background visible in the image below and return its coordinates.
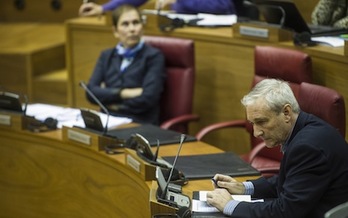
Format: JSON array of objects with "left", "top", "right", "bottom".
[
  {"left": 312, "top": 0, "right": 348, "bottom": 28},
  {"left": 206, "top": 79, "right": 348, "bottom": 217},
  {"left": 79, "top": 0, "right": 235, "bottom": 17},
  {"left": 85, "top": 4, "right": 166, "bottom": 125}
]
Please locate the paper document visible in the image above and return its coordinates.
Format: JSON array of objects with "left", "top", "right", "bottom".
[
  {"left": 142, "top": 10, "right": 237, "bottom": 27},
  {"left": 192, "top": 191, "right": 251, "bottom": 213},
  {"left": 311, "top": 36, "right": 345, "bottom": 47},
  {"left": 26, "top": 103, "right": 132, "bottom": 129},
  {"left": 195, "top": 13, "right": 237, "bottom": 26}
]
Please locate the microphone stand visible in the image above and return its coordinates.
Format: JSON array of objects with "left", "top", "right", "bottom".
[{"left": 161, "top": 134, "right": 186, "bottom": 199}]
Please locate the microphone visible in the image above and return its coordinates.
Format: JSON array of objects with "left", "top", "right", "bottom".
[
  {"left": 154, "top": 139, "right": 160, "bottom": 162},
  {"left": 79, "top": 81, "right": 109, "bottom": 135},
  {"left": 161, "top": 134, "right": 186, "bottom": 199},
  {"left": 156, "top": 134, "right": 190, "bottom": 209}
]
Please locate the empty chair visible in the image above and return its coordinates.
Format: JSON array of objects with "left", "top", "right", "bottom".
[{"left": 144, "top": 36, "right": 199, "bottom": 134}]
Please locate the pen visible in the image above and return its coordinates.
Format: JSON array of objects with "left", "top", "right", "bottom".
[{"left": 211, "top": 178, "right": 221, "bottom": 188}]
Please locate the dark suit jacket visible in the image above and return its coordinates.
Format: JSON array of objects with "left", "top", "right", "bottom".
[
  {"left": 233, "top": 111, "right": 348, "bottom": 218},
  {"left": 87, "top": 43, "right": 166, "bottom": 125}
]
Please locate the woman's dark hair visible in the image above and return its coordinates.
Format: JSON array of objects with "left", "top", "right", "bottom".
[{"left": 111, "top": 4, "right": 142, "bottom": 26}]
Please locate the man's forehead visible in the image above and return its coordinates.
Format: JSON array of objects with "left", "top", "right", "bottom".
[{"left": 246, "top": 103, "right": 273, "bottom": 121}]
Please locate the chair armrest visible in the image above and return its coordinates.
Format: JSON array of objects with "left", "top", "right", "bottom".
[
  {"left": 246, "top": 142, "right": 267, "bottom": 163},
  {"left": 160, "top": 114, "right": 200, "bottom": 130},
  {"left": 247, "top": 142, "right": 281, "bottom": 177},
  {"left": 195, "top": 119, "right": 248, "bottom": 141}
]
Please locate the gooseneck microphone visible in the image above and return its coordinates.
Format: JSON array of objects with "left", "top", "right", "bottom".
[
  {"left": 79, "top": 81, "right": 110, "bottom": 135},
  {"left": 161, "top": 134, "right": 186, "bottom": 199}
]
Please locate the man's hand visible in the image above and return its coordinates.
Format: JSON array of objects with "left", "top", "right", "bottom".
[
  {"left": 206, "top": 188, "right": 233, "bottom": 212},
  {"left": 212, "top": 174, "right": 246, "bottom": 195}
]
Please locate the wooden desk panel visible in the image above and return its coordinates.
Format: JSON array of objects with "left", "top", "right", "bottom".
[{"left": 0, "top": 129, "right": 150, "bottom": 218}]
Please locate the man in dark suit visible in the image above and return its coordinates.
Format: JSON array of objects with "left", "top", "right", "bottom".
[{"left": 207, "top": 79, "right": 348, "bottom": 218}]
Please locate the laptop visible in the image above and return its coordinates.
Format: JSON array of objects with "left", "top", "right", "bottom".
[{"left": 255, "top": 0, "right": 348, "bottom": 36}]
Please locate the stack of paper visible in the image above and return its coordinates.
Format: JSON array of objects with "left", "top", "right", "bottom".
[{"left": 25, "top": 103, "right": 132, "bottom": 129}]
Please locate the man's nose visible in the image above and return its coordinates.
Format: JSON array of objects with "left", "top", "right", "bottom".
[{"left": 253, "top": 126, "right": 264, "bottom": 138}]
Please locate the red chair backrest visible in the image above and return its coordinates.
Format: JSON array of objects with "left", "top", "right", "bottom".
[
  {"left": 298, "top": 82, "right": 346, "bottom": 137},
  {"left": 144, "top": 36, "right": 195, "bottom": 133}
]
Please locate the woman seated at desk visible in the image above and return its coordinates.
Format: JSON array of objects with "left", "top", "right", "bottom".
[
  {"left": 79, "top": 0, "right": 236, "bottom": 17},
  {"left": 85, "top": 4, "right": 166, "bottom": 125}
]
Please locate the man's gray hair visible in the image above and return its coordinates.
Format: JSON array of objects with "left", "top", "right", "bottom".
[{"left": 241, "top": 79, "right": 300, "bottom": 114}]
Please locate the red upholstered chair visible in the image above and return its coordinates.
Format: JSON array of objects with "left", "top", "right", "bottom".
[
  {"left": 144, "top": 36, "right": 199, "bottom": 134},
  {"left": 298, "top": 82, "right": 346, "bottom": 137},
  {"left": 195, "top": 46, "right": 312, "bottom": 176}
]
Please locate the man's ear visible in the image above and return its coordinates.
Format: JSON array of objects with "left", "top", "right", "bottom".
[{"left": 283, "top": 104, "right": 292, "bottom": 122}]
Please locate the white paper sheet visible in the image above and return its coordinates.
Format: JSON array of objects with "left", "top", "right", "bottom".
[{"left": 26, "top": 103, "right": 132, "bottom": 129}]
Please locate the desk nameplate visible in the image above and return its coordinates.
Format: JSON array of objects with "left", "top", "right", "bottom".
[
  {"left": 232, "top": 22, "right": 293, "bottom": 42},
  {"left": 62, "top": 126, "right": 121, "bottom": 151},
  {"left": 124, "top": 148, "right": 156, "bottom": 181},
  {"left": 0, "top": 112, "right": 28, "bottom": 131}
]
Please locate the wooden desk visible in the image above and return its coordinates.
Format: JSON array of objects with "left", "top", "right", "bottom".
[
  {"left": 0, "top": 126, "right": 258, "bottom": 218},
  {"left": 65, "top": 16, "right": 348, "bottom": 154}
]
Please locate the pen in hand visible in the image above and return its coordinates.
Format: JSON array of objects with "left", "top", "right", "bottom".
[{"left": 212, "top": 178, "right": 222, "bottom": 188}]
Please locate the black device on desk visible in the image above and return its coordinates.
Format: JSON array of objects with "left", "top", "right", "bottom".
[
  {"left": 126, "top": 133, "right": 188, "bottom": 185},
  {"left": 0, "top": 91, "right": 58, "bottom": 132},
  {"left": 156, "top": 134, "right": 191, "bottom": 211},
  {"left": 255, "top": 0, "right": 348, "bottom": 36},
  {"left": 79, "top": 81, "right": 109, "bottom": 135},
  {"left": 162, "top": 152, "right": 260, "bottom": 180},
  {"left": 80, "top": 108, "right": 105, "bottom": 132},
  {"left": 108, "top": 124, "right": 197, "bottom": 146},
  {"left": 126, "top": 133, "right": 167, "bottom": 168},
  {"left": 0, "top": 91, "right": 26, "bottom": 114}
]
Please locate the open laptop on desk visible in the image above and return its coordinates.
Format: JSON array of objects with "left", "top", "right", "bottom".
[{"left": 256, "top": 0, "right": 348, "bottom": 36}]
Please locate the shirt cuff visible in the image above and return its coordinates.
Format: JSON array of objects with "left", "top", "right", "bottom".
[
  {"left": 243, "top": 181, "right": 255, "bottom": 195},
  {"left": 223, "top": 200, "right": 240, "bottom": 216}
]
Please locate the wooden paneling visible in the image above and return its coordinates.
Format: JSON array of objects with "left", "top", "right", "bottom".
[
  {"left": 0, "top": 128, "right": 150, "bottom": 218},
  {"left": 0, "top": 23, "right": 65, "bottom": 102}
]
